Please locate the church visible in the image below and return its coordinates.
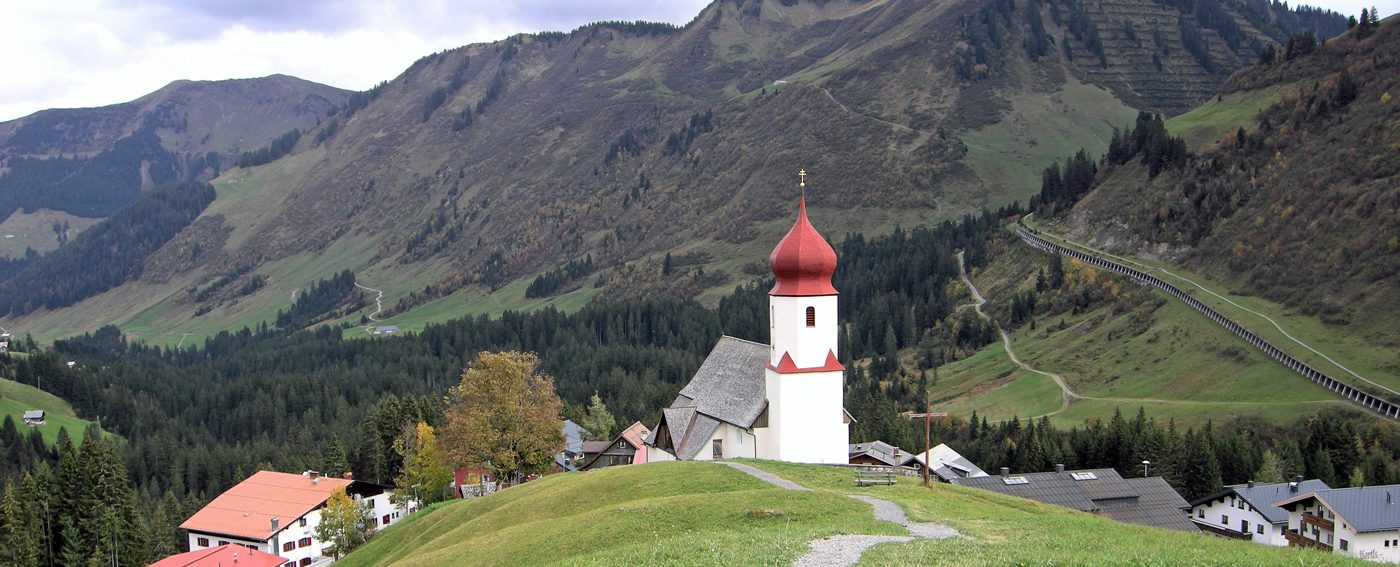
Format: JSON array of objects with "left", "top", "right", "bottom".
[{"left": 645, "top": 180, "right": 850, "bottom": 464}]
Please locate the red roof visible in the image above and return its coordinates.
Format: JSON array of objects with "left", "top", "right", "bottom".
[
  {"left": 765, "top": 350, "right": 846, "bottom": 374},
  {"left": 148, "top": 544, "right": 286, "bottom": 567},
  {"left": 619, "top": 421, "right": 650, "bottom": 448},
  {"left": 180, "top": 471, "right": 352, "bottom": 541},
  {"left": 769, "top": 197, "right": 837, "bottom": 296}
]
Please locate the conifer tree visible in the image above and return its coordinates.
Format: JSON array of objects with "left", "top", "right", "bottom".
[
  {"left": 1255, "top": 449, "right": 1284, "bottom": 483},
  {"left": 580, "top": 393, "right": 616, "bottom": 441},
  {"left": 0, "top": 483, "right": 41, "bottom": 567}
]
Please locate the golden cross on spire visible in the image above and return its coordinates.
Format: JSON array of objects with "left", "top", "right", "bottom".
[{"left": 798, "top": 168, "right": 807, "bottom": 189}]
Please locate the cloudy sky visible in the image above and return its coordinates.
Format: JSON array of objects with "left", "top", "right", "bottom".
[{"left": 2, "top": 0, "right": 1394, "bottom": 122}]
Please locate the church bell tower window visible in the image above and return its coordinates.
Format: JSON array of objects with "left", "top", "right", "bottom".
[{"left": 805, "top": 306, "right": 816, "bottom": 327}]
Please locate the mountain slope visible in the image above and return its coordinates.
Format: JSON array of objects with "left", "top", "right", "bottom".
[
  {"left": 0, "top": 75, "right": 349, "bottom": 223},
  {"left": 1, "top": 0, "right": 1343, "bottom": 344},
  {"left": 1062, "top": 17, "right": 1398, "bottom": 367}
]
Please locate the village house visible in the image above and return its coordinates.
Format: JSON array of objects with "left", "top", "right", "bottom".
[
  {"left": 1188, "top": 478, "right": 1330, "bottom": 545},
  {"left": 581, "top": 421, "right": 651, "bottom": 470},
  {"left": 953, "top": 466, "right": 1197, "bottom": 532},
  {"left": 645, "top": 193, "right": 850, "bottom": 464},
  {"left": 847, "top": 441, "right": 987, "bottom": 482},
  {"left": 553, "top": 420, "right": 590, "bottom": 472},
  {"left": 22, "top": 409, "right": 44, "bottom": 426},
  {"left": 150, "top": 543, "right": 287, "bottom": 567},
  {"left": 1274, "top": 485, "right": 1400, "bottom": 563},
  {"left": 180, "top": 470, "right": 411, "bottom": 566}
]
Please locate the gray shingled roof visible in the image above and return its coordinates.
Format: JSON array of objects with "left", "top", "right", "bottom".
[
  {"left": 676, "top": 336, "right": 769, "bottom": 428},
  {"left": 1103, "top": 478, "right": 1197, "bottom": 531},
  {"left": 953, "top": 468, "right": 1194, "bottom": 531},
  {"left": 675, "top": 414, "right": 722, "bottom": 461},
  {"left": 848, "top": 441, "right": 918, "bottom": 467},
  {"left": 1190, "top": 480, "right": 1330, "bottom": 525},
  {"left": 1278, "top": 487, "right": 1400, "bottom": 533}
]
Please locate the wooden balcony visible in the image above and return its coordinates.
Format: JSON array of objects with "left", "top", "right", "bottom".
[
  {"left": 1285, "top": 530, "right": 1331, "bottom": 551},
  {"left": 1302, "top": 512, "right": 1335, "bottom": 532}
]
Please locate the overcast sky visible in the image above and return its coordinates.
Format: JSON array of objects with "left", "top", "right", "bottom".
[{"left": 2, "top": 0, "right": 1394, "bottom": 122}]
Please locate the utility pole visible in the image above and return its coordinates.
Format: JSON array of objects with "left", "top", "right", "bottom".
[{"left": 907, "top": 401, "right": 949, "bottom": 487}]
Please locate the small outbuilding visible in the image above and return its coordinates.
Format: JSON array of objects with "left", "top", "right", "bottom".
[{"left": 22, "top": 410, "right": 44, "bottom": 426}]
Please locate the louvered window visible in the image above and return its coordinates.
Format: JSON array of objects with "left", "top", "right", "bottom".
[{"left": 805, "top": 306, "right": 815, "bottom": 327}]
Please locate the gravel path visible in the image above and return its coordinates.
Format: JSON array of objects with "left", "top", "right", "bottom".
[
  {"left": 715, "top": 461, "right": 811, "bottom": 491},
  {"left": 713, "top": 462, "right": 965, "bottom": 567},
  {"left": 849, "top": 495, "right": 964, "bottom": 540},
  {"left": 792, "top": 535, "right": 913, "bottom": 567}
]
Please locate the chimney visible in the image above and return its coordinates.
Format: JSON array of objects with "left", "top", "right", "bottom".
[
  {"left": 343, "top": 471, "right": 353, "bottom": 480},
  {"left": 1000, "top": 467, "right": 1010, "bottom": 477},
  {"left": 308, "top": 470, "right": 320, "bottom": 480},
  {"left": 270, "top": 517, "right": 279, "bottom": 532},
  {"left": 1055, "top": 464, "right": 1065, "bottom": 473},
  {"left": 1247, "top": 480, "right": 1255, "bottom": 488},
  {"left": 233, "top": 551, "right": 238, "bottom": 562},
  {"left": 1388, "top": 492, "right": 1392, "bottom": 505}
]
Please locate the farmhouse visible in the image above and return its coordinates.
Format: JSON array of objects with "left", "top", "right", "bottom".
[
  {"left": 1188, "top": 478, "right": 1330, "bottom": 545},
  {"left": 553, "top": 419, "right": 590, "bottom": 471},
  {"left": 180, "top": 470, "right": 410, "bottom": 566},
  {"left": 953, "top": 466, "right": 1196, "bottom": 531},
  {"left": 645, "top": 194, "right": 850, "bottom": 464},
  {"left": 22, "top": 409, "right": 44, "bottom": 426},
  {"left": 847, "top": 441, "right": 987, "bottom": 482},
  {"left": 581, "top": 421, "right": 651, "bottom": 470},
  {"left": 1275, "top": 485, "right": 1400, "bottom": 563},
  {"left": 913, "top": 443, "right": 989, "bottom": 482}
]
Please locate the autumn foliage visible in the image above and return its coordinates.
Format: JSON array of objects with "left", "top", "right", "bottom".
[{"left": 441, "top": 351, "right": 564, "bottom": 481}]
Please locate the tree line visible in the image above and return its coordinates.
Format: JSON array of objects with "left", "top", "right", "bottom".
[{"left": 0, "top": 182, "right": 215, "bottom": 316}]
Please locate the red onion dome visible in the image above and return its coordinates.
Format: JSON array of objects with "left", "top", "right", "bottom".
[{"left": 768, "top": 197, "right": 838, "bottom": 296}]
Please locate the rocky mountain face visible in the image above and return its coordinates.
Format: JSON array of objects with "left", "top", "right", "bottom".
[
  {"left": 0, "top": 75, "right": 349, "bottom": 218},
  {"left": 1067, "top": 17, "right": 1397, "bottom": 322},
  {"left": 0, "top": 0, "right": 1345, "bottom": 340}
]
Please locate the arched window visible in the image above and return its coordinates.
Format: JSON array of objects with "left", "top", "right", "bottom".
[{"left": 805, "top": 306, "right": 816, "bottom": 327}]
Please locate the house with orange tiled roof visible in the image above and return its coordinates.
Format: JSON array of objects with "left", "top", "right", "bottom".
[
  {"left": 149, "top": 543, "right": 286, "bottom": 567},
  {"left": 179, "top": 470, "right": 412, "bottom": 567}
]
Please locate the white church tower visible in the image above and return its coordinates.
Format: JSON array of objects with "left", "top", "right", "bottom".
[{"left": 761, "top": 172, "right": 849, "bottom": 464}]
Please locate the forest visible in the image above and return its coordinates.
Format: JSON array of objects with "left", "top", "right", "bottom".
[{"left": 0, "top": 182, "right": 215, "bottom": 316}]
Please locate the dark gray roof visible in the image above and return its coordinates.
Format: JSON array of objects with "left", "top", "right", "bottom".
[
  {"left": 674, "top": 414, "right": 721, "bottom": 460},
  {"left": 1277, "top": 486, "right": 1400, "bottom": 533},
  {"left": 1104, "top": 478, "right": 1197, "bottom": 531},
  {"left": 554, "top": 420, "right": 591, "bottom": 471},
  {"left": 676, "top": 336, "right": 769, "bottom": 428},
  {"left": 954, "top": 469, "right": 1193, "bottom": 531},
  {"left": 22, "top": 410, "right": 44, "bottom": 420},
  {"left": 849, "top": 441, "right": 918, "bottom": 467},
  {"left": 1190, "top": 480, "right": 1330, "bottom": 524}
]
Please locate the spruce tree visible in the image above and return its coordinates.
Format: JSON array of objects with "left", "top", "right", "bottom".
[{"left": 1255, "top": 449, "right": 1284, "bottom": 483}]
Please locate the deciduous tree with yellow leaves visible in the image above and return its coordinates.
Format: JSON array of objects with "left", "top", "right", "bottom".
[{"left": 440, "top": 351, "right": 564, "bottom": 483}]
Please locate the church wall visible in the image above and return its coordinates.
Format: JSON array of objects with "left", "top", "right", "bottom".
[
  {"left": 647, "top": 446, "right": 677, "bottom": 463},
  {"left": 769, "top": 295, "right": 839, "bottom": 368},
  {"left": 770, "top": 369, "right": 848, "bottom": 463}
]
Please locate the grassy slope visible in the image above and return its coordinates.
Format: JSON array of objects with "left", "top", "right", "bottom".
[
  {"left": 1165, "top": 82, "right": 1300, "bottom": 150},
  {"left": 339, "top": 461, "right": 901, "bottom": 567},
  {"left": 1028, "top": 215, "right": 1400, "bottom": 396},
  {"left": 347, "top": 460, "right": 1364, "bottom": 566},
  {"left": 930, "top": 242, "right": 1344, "bottom": 428},
  {"left": 963, "top": 78, "right": 1139, "bottom": 200},
  {"left": 745, "top": 461, "right": 1362, "bottom": 566},
  {"left": 0, "top": 208, "right": 102, "bottom": 258},
  {"left": 0, "top": 376, "right": 103, "bottom": 445}
]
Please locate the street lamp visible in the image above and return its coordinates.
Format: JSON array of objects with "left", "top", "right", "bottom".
[{"left": 1142, "top": 460, "right": 1151, "bottom": 478}]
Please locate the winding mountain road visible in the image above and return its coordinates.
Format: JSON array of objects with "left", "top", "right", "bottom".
[{"left": 354, "top": 281, "right": 385, "bottom": 324}]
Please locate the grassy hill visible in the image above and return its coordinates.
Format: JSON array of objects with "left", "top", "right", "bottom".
[
  {"left": 0, "top": 0, "right": 1342, "bottom": 347},
  {"left": 929, "top": 241, "right": 1347, "bottom": 428},
  {"left": 0, "top": 376, "right": 104, "bottom": 445},
  {"left": 343, "top": 460, "right": 1363, "bottom": 566}
]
